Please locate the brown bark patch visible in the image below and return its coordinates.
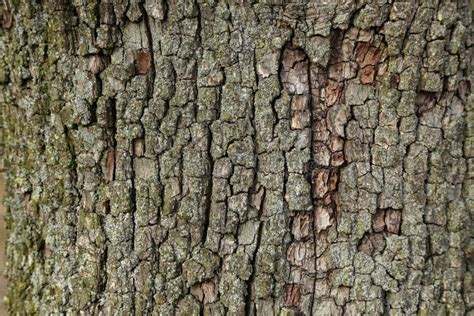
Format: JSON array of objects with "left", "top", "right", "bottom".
[
  {"left": 285, "top": 284, "right": 302, "bottom": 307},
  {"left": 372, "top": 209, "right": 386, "bottom": 233},
  {"left": 191, "top": 280, "right": 217, "bottom": 305},
  {"left": 385, "top": 209, "right": 402, "bottom": 234},
  {"left": 133, "top": 138, "right": 145, "bottom": 157},
  {"left": 355, "top": 42, "right": 383, "bottom": 67},
  {"left": 416, "top": 92, "right": 436, "bottom": 114},
  {"left": 330, "top": 136, "right": 344, "bottom": 152},
  {"left": 292, "top": 212, "right": 312, "bottom": 241},
  {"left": 135, "top": 49, "right": 152, "bottom": 75},
  {"left": 281, "top": 47, "right": 309, "bottom": 95},
  {"left": 329, "top": 62, "right": 357, "bottom": 81},
  {"left": 105, "top": 149, "right": 116, "bottom": 182},
  {"left": 2, "top": 11, "right": 12, "bottom": 29},
  {"left": 327, "top": 170, "right": 339, "bottom": 192},
  {"left": 287, "top": 242, "right": 309, "bottom": 266},
  {"left": 358, "top": 233, "right": 386, "bottom": 255},
  {"left": 313, "top": 169, "right": 329, "bottom": 198},
  {"left": 372, "top": 208, "right": 402, "bottom": 234},
  {"left": 291, "top": 111, "right": 305, "bottom": 129},
  {"left": 82, "top": 191, "right": 93, "bottom": 211},
  {"left": 252, "top": 187, "right": 265, "bottom": 211},
  {"left": 315, "top": 206, "right": 332, "bottom": 233},
  {"left": 325, "top": 80, "right": 344, "bottom": 106},
  {"left": 360, "top": 66, "right": 376, "bottom": 84},
  {"left": 331, "top": 151, "right": 345, "bottom": 167},
  {"left": 88, "top": 55, "right": 105, "bottom": 74}
]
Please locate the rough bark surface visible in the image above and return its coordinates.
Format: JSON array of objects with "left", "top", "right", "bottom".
[{"left": 1, "top": 0, "right": 473, "bottom": 315}]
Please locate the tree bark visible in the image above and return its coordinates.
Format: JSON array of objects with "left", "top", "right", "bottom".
[{"left": 1, "top": 0, "right": 472, "bottom": 314}]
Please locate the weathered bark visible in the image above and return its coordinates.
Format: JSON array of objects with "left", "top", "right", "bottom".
[{"left": 1, "top": 0, "right": 473, "bottom": 314}]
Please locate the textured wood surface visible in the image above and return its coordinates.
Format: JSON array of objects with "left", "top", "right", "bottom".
[{"left": 1, "top": 0, "right": 472, "bottom": 314}]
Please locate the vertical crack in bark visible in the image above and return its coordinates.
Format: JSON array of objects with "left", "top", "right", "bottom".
[
  {"left": 194, "top": 0, "right": 212, "bottom": 248},
  {"left": 139, "top": 1, "right": 156, "bottom": 97},
  {"left": 129, "top": 163, "right": 137, "bottom": 315},
  {"left": 245, "top": 198, "right": 265, "bottom": 315},
  {"left": 63, "top": 124, "right": 79, "bottom": 242},
  {"left": 201, "top": 126, "right": 213, "bottom": 245},
  {"left": 244, "top": 47, "right": 263, "bottom": 315},
  {"left": 307, "top": 53, "right": 318, "bottom": 316}
]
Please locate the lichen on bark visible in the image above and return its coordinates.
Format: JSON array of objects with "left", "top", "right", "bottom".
[{"left": 1, "top": 0, "right": 472, "bottom": 315}]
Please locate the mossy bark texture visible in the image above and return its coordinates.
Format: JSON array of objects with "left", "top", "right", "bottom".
[{"left": 1, "top": 0, "right": 473, "bottom": 314}]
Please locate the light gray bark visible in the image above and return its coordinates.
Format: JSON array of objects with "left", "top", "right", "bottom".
[{"left": 1, "top": 0, "right": 473, "bottom": 315}]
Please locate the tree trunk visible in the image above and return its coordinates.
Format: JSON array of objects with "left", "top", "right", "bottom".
[{"left": 1, "top": 0, "right": 472, "bottom": 314}]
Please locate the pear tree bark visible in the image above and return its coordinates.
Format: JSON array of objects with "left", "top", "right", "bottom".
[{"left": 1, "top": 0, "right": 472, "bottom": 314}]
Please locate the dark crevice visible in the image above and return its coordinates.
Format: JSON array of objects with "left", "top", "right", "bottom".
[
  {"left": 307, "top": 51, "right": 318, "bottom": 316},
  {"left": 138, "top": 1, "right": 156, "bottom": 98},
  {"left": 201, "top": 124, "right": 213, "bottom": 244},
  {"left": 244, "top": 189, "right": 266, "bottom": 316}
]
